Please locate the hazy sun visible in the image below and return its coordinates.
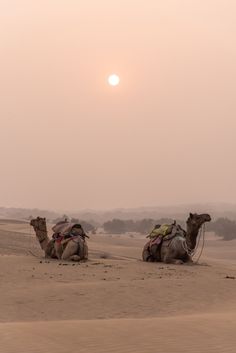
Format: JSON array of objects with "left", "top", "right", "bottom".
[{"left": 108, "top": 74, "right": 120, "bottom": 86}]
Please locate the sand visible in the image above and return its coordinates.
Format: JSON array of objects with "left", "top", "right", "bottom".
[{"left": 0, "top": 220, "right": 236, "bottom": 352}]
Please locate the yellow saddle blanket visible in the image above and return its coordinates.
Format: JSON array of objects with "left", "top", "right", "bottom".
[{"left": 149, "top": 224, "right": 173, "bottom": 238}]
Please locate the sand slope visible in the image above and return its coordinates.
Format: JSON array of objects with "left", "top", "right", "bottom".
[
  {"left": 0, "top": 221, "right": 235, "bottom": 352},
  {"left": 1, "top": 314, "right": 236, "bottom": 353}
]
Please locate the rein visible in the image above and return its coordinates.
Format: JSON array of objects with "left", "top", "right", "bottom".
[
  {"left": 182, "top": 224, "right": 206, "bottom": 263},
  {"left": 194, "top": 223, "right": 206, "bottom": 264}
]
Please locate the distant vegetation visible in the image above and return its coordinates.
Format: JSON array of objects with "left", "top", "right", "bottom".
[
  {"left": 103, "top": 217, "right": 236, "bottom": 240},
  {"left": 1, "top": 206, "right": 236, "bottom": 240},
  {"left": 103, "top": 218, "right": 184, "bottom": 235},
  {"left": 207, "top": 218, "right": 236, "bottom": 241}
]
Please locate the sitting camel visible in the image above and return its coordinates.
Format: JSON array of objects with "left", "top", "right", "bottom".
[
  {"left": 30, "top": 217, "right": 88, "bottom": 261},
  {"left": 142, "top": 213, "right": 211, "bottom": 264}
]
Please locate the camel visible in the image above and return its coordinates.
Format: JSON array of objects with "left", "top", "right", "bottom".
[
  {"left": 30, "top": 217, "right": 88, "bottom": 261},
  {"left": 142, "top": 213, "right": 211, "bottom": 264}
]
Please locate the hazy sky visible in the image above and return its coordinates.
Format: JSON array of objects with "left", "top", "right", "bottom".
[{"left": 0, "top": 0, "right": 236, "bottom": 211}]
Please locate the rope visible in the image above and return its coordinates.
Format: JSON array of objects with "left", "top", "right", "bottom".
[
  {"left": 182, "top": 238, "right": 195, "bottom": 257},
  {"left": 194, "top": 223, "right": 205, "bottom": 264},
  {"left": 191, "top": 226, "right": 203, "bottom": 257},
  {"left": 181, "top": 224, "right": 206, "bottom": 263}
]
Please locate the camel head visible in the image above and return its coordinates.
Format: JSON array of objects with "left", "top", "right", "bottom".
[
  {"left": 30, "top": 217, "right": 47, "bottom": 232},
  {"left": 186, "top": 213, "right": 211, "bottom": 249},
  {"left": 187, "top": 213, "right": 211, "bottom": 229},
  {"left": 187, "top": 213, "right": 211, "bottom": 236}
]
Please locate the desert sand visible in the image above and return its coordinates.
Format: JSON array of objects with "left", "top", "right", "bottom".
[{"left": 0, "top": 220, "right": 236, "bottom": 353}]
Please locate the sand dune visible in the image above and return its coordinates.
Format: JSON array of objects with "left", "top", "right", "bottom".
[
  {"left": 1, "top": 314, "right": 236, "bottom": 353},
  {"left": 0, "top": 221, "right": 235, "bottom": 352}
]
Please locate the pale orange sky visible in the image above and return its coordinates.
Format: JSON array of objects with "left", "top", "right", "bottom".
[{"left": 0, "top": 0, "right": 236, "bottom": 211}]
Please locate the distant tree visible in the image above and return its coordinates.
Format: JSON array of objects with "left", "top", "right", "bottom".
[
  {"left": 124, "top": 219, "right": 136, "bottom": 232},
  {"left": 103, "top": 219, "right": 126, "bottom": 234},
  {"left": 103, "top": 218, "right": 182, "bottom": 235},
  {"left": 208, "top": 218, "right": 236, "bottom": 241},
  {"left": 135, "top": 219, "right": 155, "bottom": 234}
]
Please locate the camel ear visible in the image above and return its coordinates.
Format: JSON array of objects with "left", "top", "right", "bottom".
[
  {"left": 189, "top": 213, "right": 193, "bottom": 218},
  {"left": 43, "top": 218, "right": 46, "bottom": 221}
]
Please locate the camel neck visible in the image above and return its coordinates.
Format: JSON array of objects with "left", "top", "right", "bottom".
[
  {"left": 186, "top": 224, "right": 199, "bottom": 250},
  {"left": 33, "top": 228, "right": 49, "bottom": 251}
]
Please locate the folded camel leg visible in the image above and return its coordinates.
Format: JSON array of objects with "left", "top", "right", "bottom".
[
  {"left": 81, "top": 241, "right": 88, "bottom": 260},
  {"left": 54, "top": 241, "right": 63, "bottom": 259},
  {"left": 61, "top": 240, "right": 80, "bottom": 261},
  {"left": 163, "top": 255, "right": 184, "bottom": 264},
  {"left": 68, "top": 255, "right": 81, "bottom": 261}
]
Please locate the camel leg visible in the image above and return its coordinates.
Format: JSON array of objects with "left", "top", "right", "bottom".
[
  {"left": 161, "top": 246, "right": 184, "bottom": 264},
  {"left": 150, "top": 244, "right": 161, "bottom": 262},
  {"left": 45, "top": 240, "right": 57, "bottom": 258},
  {"left": 163, "top": 254, "right": 184, "bottom": 264},
  {"left": 83, "top": 243, "right": 88, "bottom": 260},
  {"left": 80, "top": 241, "right": 88, "bottom": 261},
  {"left": 61, "top": 241, "right": 80, "bottom": 261},
  {"left": 183, "top": 254, "right": 193, "bottom": 264},
  {"left": 162, "top": 249, "right": 193, "bottom": 264},
  {"left": 142, "top": 248, "right": 155, "bottom": 262},
  {"left": 67, "top": 255, "right": 81, "bottom": 261},
  {"left": 54, "top": 242, "right": 63, "bottom": 259}
]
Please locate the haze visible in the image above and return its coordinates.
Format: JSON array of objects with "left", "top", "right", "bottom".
[{"left": 0, "top": 0, "right": 235, "bottom": 211}]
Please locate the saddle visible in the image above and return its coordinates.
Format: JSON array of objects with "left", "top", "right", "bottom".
[
  {"left": 143, "top": 223, "right": 186, "bottom": 262},
  {"left": 60, "top": 235, "right": 84, "bottom": 246},
  {"left": 52, "top": 220, "right": 88, "bottom": 243}
]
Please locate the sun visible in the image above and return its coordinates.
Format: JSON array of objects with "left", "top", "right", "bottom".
[{"left": 108, "top": 74, "right": 120, "bottom": 86}]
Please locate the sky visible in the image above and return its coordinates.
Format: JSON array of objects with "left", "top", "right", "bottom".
[{"left": 0, "top": 0, "right": 236, "bottom": 211}]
